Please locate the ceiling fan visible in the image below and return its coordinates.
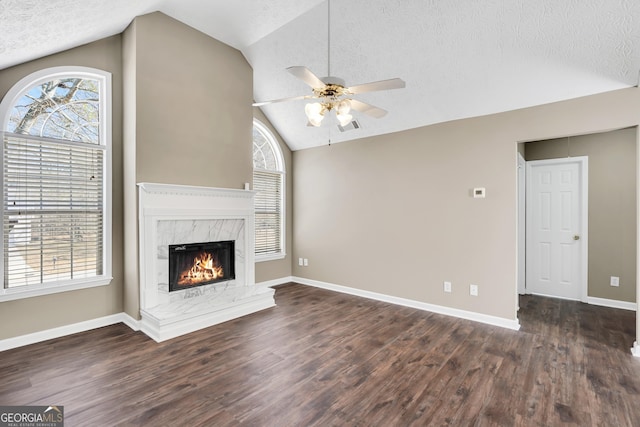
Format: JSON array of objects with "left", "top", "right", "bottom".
[
  {"left": 252, "top": 0, "right": 405, "bottom": 127},
  {"left": 253, "top": 66, "right": 405, "bottom": 127}
]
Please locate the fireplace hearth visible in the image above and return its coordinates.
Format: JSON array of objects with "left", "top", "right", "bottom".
[{"left": 169, "top": 240, "right": 235, "bottom": 292}]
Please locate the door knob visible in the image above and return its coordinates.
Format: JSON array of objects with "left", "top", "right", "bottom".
[{"left": 573, "top": 235, "right": 580, "bottom": 241}]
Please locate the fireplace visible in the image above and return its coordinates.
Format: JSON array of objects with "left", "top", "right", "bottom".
[
  {"left": 168, "top": 240, "right": 235, "bottom": 292},
  {"left": 137, "top": 183, "right": 275, "bottom": 342}
]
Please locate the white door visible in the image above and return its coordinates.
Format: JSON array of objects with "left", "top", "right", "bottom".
[{"left": 526, "top": 157, "right": 587, "bottom": 300}]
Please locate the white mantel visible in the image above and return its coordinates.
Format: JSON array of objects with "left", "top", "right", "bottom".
[{"left": 137, "top": 183, "right": 275, "bottom": 342}]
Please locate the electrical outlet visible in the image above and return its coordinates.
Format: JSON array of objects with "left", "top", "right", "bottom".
[
  {"left": 610, "top": 276, "right": 620, "bottom": 287},
  {"left": 470, "top": 284, "right": 478, "bottom": 296},
  {"left": 443, "top": 281, "right": 452, "bottom": 293},
  {"left": 298, "top": 258, "right": 303, "bottom": 266},
  {"left": 303, "top": 258, "right": 309, "bottom": 267}
]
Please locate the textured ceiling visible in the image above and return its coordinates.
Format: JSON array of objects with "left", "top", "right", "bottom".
[
  {"left": 1, "top": 0, "right": 639, "bottom": 151},
  {"left": 0, "top": 0, "right": 157, "bottom": 69}
]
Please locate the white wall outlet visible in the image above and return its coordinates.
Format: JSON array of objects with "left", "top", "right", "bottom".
[
  {"left": 470, "top": 284, "right": 479, "bottom": 296},
  {"left": 443, "top": 281, "right": 452, "bottom": 293},
  {"left": 610, "top": 276, "right": 620, "bottom": 287},
  {"left": 298, "top": 257, "right": 303, "bottom": 266},
  {"left": 303, "top": 258, "right": 309, "bottom": 266}
]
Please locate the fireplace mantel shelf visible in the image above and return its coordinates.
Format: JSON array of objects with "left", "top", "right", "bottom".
[{"left": 137, "top": 182, "right": 256, "bottom": 199}]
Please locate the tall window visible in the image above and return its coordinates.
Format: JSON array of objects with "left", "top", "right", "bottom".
[
  {"left": 253, "top": 120, "right": 285, "bottom": 261},
  {"left": 0, "top": 67, "right": 112, "bottom": 301}
]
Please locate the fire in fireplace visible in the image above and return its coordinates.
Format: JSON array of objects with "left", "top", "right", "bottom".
[{"left": 168, "top": 240, "right": 235, "bottom": 291}]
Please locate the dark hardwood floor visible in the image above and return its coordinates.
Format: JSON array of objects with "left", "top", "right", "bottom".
[{"left": 1, "top": 283, "right": 639, "bottom": 426}]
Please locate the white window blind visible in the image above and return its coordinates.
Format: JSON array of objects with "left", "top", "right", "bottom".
[
  {"left": 0, "top": 68, "right": 111, "bottom": 301},
  {"left": 3, "top": 133, "right": 104, "bottom": 288},
  {"left": 253, "top": 120, "right": 285, "bottom": 259},
  {"left": 254, "top": 169, "right": 282, "bottom": 256}
]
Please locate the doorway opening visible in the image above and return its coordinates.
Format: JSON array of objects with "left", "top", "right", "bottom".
[{"left": 517, "top": 128, "right": 637, "bottom": 311}]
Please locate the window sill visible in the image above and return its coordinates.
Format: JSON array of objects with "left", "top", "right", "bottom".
[
  {"left": 255, "top": 253, "right": 286, "bottom": 263},
  {"left": 0, "top": 276, "right": 113, "bottom": 302}
]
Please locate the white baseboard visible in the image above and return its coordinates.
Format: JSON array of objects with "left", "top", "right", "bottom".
[
  {"left": 27, "top": 278, "right": 638, "bottom": 350},
  {"left": 0, "top": 312, "right": 141, "bottom": 352},
  {"left": 586, "top": 296, "right": 637, "bottom": 311},
  {"left": 120, "top": 312, "right": 142, "bottom": 331},
  {"left": 255, "top": 276, "right": 294, "bottom": 288},
  {"left": 292, "top": 276, "right": 520, "bottom": 331}
]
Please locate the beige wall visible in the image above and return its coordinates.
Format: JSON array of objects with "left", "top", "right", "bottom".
[
  {"left": 293, "top": 88, "right": 640, "bottom": 321},
  {"left": 0, "top": 36, "right": 125, "bottom": 339},
  {"left": 253, "top": 108, "right": 293, "bottom": 282},
  {"left": 131, "top": 12, "right": 253, "bottom": 188},
  {"left": 525, "top": 128, "right": 637, "bottom": 302}
]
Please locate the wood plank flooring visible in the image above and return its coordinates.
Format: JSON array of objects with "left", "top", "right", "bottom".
[{"left": 1, "top": 283, "right": 639, "bottom": 426}]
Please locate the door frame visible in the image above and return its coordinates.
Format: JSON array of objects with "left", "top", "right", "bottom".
[
  {"left": 517, "top": 152, "right": 526, "bottom": 296},
  {"left": 525, "top": 156, "right": 589, "bottom": 302}
]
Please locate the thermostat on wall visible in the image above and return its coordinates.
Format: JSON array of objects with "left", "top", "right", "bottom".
[{"left": 473, "top": 187, "right": 486, "bottom": 198}]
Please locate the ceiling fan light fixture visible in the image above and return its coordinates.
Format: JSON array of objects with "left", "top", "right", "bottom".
[
  {"left": 337, "top": 99, "right": 351, "bottom": 115},
  {"left": 337, "top": 112, "right": 353, "bottom": 126},
  {"left": 309, "top": 114, "right": 325, "bottom": 127},
  {"left": 305, "top": 102, "right": 325, "bottom": 126},
  {"left": 305, "top": 102, "right": 322, "bottom": 116}
]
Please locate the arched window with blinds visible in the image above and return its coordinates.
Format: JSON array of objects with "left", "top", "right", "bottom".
[
  {"left": 253, "top": 119, "right": 285, "bottom": 260},
  {"left": 0, "top": 66, "right": 112, "bottom": 301}
]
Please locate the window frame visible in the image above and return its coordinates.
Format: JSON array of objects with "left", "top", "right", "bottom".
[
  {"left": 0, "top": 66, "right": 112, "bottom": 302},
  {"left": 253, "top": 119, "right": 286, "bottom": 262}
]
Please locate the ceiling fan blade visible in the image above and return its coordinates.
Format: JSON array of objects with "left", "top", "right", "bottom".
[
  {"left": 253, "top": 94, "right": 312, "bottom": 107},
  {"left": 346, "top": 78, "right": 406, "bottom": 95},
  {"left": 287, "top": 66, "right": 326, "bottom": 89},
  {"left": 349, "top": 99, "right": 388, "bottom": 118}
]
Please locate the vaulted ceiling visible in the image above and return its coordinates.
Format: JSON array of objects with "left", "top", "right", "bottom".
[{"left": 2, "top": 0, "right": 639, "bottom": 150}]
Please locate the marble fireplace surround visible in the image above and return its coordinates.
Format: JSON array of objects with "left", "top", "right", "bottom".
[{"left": 137, "top": 183, "right": 275, "bottom": 342}]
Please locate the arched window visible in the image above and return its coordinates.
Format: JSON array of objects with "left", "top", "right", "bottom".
[
  {"left": 253, "top": 119, "right": 285, "bottom": 260},
  {"left": 0, "top": 66, "right": 112, "bottom": 300}
]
